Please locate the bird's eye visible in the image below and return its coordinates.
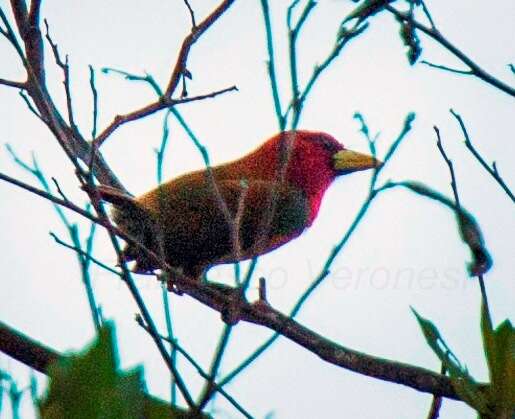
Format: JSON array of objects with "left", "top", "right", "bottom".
[{"left": 318, "top": 136, "right": 339, "bottom": 152}]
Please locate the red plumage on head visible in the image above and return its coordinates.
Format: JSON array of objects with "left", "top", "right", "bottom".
[{"left": 241, "top": 130, "right": 345, "bottom": 224}]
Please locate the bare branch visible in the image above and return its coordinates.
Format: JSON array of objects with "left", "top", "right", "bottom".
[
  {"left": 136, "top": 318, "right": 252, "bottom": 418},
  {"left": 260, "top": 0, "right": 286, "bottom": 130},
  {"left": 419, "top": 0, "right": 436, "bottom": 29},
  {"left": 88, "top": 65, "right": 99, "bottom": 139},
  {"left": 0, "top": 169, "right": 101, "bottom": 225},
  {"left": 0, "top": 6, "right": 27, "bottom": 64},
  {"left": 164, "top": 0, "right": 236, "bottom": 97},
  {"left": 197, "top": 325, "right": 234, "bottom": 410},
  {"left": 434, "top": 126, "right": 461, "bottom": 208},
  {"left": 51, "top": 176, "right": 69, "bottom": 202},
  {"left": 28, "top": 0, "right": 41, "bottom": 28},
  {"left": 175, "top": 85, "right": 238, "bottom": 105},
  {"left": 175, "top": 279, "right": 473, "bottom": 401},
  {"left": 43, "top": 19, "right": 81, "bottom": 138},
  {"left": 18, "top": 89, "right": 44, "bottom": 121},
  {"left": 426, "top": 365, "right": 445, "bottom": 419},
  {"left": 11, "top": 0, "right": 45, "bottom": 83},
  {"left": 93, "top": 85, "right": 237, "bottom": 148},
  {"left": 449, "top": 109, "right": 514, "bottom": 203},
  {"left": 49, "top": 231, "right": 121, "bottom": 276},
  {"left": 258, "top": 277, "right": 267, "bottom": 303},
  {"left": 0, "top": 77, "right": 26, "bottom": 89},
  {"left": 287, "top": 0, "right": 317, "bottom": 128},
  {"left": 0, "top": 319, "right": 59, "bottom": 374},
  {"left": 421, "top": 60, "right": 472, "bottom": 75},
  {"left": 4, "top": 3, "right": 124, "bottom": 190},
  {"left": 182, "top": 0, "right": 196, "bottom": 28},
  {"left": 385, "top": 5, "right": 515, "bottom": 97}
]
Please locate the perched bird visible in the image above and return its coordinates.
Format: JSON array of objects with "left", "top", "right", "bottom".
[{"left": 96, "top": 130, "right": 381, "bottom": 280}]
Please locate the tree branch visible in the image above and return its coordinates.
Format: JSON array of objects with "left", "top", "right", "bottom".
[
  {"left": 449, "top": 109, "right": 514, "bottom": 203},
  {"left": 0, "top": 78, "right": 26, "bottom": 89},
  {"left": 0, "top": 319, "right": 59, "bottom": 374},
  {"left": 385, "top": 5, "right": 515, "bottom": 97},
  {"left": 93, "top": 85, "right": 237, "bottom": 147},
  {"left": 164, "top": 0, "right": 236, "bottom": 97},
  {"left": 174, "top": 280, "right": 471, "bottom": 401}
]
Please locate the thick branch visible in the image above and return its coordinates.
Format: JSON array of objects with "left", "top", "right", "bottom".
[
  {"left": 173, "top": 280, "right": 470, "bottom": 401},
  {"left": 11, "top": 0, "right": 44, "bottom": 84},
  {"left": 0, "top": 319, "right": 59, "bottom": 374}
]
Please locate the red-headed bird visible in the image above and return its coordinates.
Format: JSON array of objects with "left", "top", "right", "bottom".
[{"left": 96, "top": 131, "right": 381, "bottom": 280}]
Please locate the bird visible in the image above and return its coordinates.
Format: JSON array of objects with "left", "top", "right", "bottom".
[{"left": 95, "top": 130, "right": 381, "bottom": 281}]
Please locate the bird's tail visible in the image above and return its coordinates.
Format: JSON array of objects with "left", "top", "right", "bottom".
[{"left": 83, "top": 184, "right": 160, "bottom": 273}]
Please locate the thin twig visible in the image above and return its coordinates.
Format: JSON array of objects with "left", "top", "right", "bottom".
[
  {"left": 287, "top": 0, "right": 317, "bottom": 128},
  {"left": 421, "top": 60, "right": 472, "bottom": 75},
  {"left": 93, "top": 85, "right": 237, "bottom": 147},
  {"left": 418, "top": 0, "right": 436, "bottom": 29},
  {"left": 6, "top": 145, "right": 102, "bottom": 330},
  {"left": 161, "top": 284, "right": 178, "bottom": 405},
  {"left": 435, "top": 126, "right": 460, "bottom": 208},
  {"left": 49, "top": 232, "right": 120, "bottom": 276},
  {"left": 385, "top": 5, "right": 515, "bottom": 97},
  {"left": 478, "top": 275, "right": 493, "bottom": 331},
  {"left": 182, "top": 0, "right": 196, "bottom": 28},
  {"left": 290, "top": 20, "right": 368, "bottom": 127},
  {"left": 0, "top": 6, "right": 28, "bottom": 66},
  {"left": 0, "top": 78, "right": 26, "bottom": 89},
  {"left": 258, "top": 277, "right": 267, "bottom": 303},
  {"left": 426, "top": 365, "right": 446, "bottom": 419},
  {"left": 5, "top": 3, "right": 124, "bottom": 190},
  {"left": 197, "top": 325, "right": 234, "bottom": 409},
  {"left": 154, "top": 108, "right": 179, "bottom": 405},
  {"left": 165, "top": 0, "right": 236, "bottom": 97},
  {"left": 449, "top": 109, "right": 514, "bottom": 203},
  {"left": 136, "top": 318, "right": 253, "bottom": 418},
  {"left": 0, "top": 170, "right": 99, "bottom": 224},
  {"left": 18, "top": 90, "right": 45, "bottom": 122},
  {"left": 89, "top": 65, "right": 99, "bottom": 139},
  {"left": 260, "top": 0, "right": 286, "bottom": 130},
  {"left": 51, "top": 177, "right": 69, "bottom": 202},
  {"left": 43, "top": 19, "right": 81, "bottom": 138}
]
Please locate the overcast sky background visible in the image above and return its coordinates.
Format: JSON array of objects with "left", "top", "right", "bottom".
[{"left": 1, "top": 1, "right": 514, "bottom": 418}]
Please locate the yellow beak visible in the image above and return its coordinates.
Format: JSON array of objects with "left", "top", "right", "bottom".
[{"left": 332, "top": 149, "right": 383, "bottom": 174}]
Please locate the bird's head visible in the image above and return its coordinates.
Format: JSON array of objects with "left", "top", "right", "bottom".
[{"left": 265, "top": 130, "right": 382, "bottom": 195}]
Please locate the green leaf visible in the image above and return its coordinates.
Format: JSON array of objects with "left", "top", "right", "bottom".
[
  {"left": 39, "top": 322, "right": 202, "bottom": 419},
  {"left": 411, "top": 308, "right": 491, "bottom": 414},
  {"left": 489, "top": 320, "right": 515, "bottom": 415},
  {"left": 40, "top": 322, "right": 143, "bottom": 419}
]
